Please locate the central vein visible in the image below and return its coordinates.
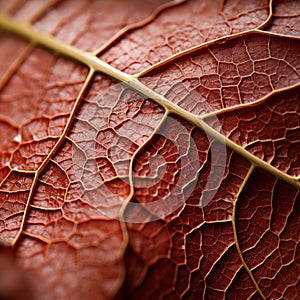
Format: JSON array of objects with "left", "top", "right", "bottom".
[{"left": 0, "top": 14, "right": 299, "bottom": 190}]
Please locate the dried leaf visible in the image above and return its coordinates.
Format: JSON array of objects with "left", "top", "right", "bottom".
[{"left": 0, "top": 1, "right": 299, "bottom": 299}]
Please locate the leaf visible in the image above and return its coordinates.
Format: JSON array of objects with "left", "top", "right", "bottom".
[{"left": 0, "top": 1, "right": 299, "bottom": 299}]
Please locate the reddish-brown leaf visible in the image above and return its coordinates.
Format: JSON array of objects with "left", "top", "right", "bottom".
[{"left": 0, "top": 1, "right": 299, "bottom": 299}]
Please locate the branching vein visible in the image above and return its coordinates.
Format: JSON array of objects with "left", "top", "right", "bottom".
[{"left": 0, "top": 13, "right": 299, "bottom": 190}]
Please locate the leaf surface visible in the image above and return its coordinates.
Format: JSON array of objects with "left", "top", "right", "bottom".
[{"left": 0, "top": 1, "right": 299, "bottom": 299}]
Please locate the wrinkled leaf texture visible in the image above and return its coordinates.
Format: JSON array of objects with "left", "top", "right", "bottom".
[{"left": 0, "top": 0, "right": 299, "bottom": 299}]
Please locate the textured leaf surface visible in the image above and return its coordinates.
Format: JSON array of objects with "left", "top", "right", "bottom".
[{"left": 0, "top": 1, "right": 299, "bottom": 300}]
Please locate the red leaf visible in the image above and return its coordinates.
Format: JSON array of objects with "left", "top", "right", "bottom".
[{"left": 0, "top": 1, "right": 299, "bottom": 299}]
